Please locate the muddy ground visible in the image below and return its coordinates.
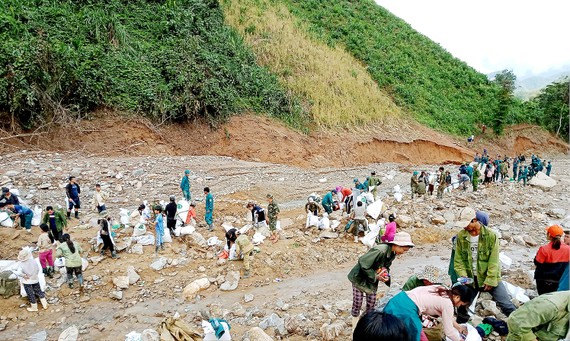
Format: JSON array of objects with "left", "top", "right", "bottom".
[{"left": 0, "top": 151, "right": 569, "bottom": 340}]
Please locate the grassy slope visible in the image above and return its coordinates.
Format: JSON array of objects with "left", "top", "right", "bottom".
[
  {"left": 282, "top": 0, "right": 501, "bottom": 135},
  {"left": 221, "top": 0, "right": 403, "bottom": 127},
  {"left": 0, "top": 0, "right": 305, "bottom": 129}
]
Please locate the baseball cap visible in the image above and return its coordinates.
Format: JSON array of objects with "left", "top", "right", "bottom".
[
  {"left": 455, "top": 207, "right": 477, "bottom": 228},
  {"left": 546, "top": 225, "right": 564, "bottom": 238}
]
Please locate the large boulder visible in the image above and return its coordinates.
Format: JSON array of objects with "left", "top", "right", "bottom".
[
  {"left": 244, "top": 327, "right": 274, "bottom": 341},
  {"left": 182, "top": 277, "right": 211, "bottom": 300},
  {"left": 396, "top": 215, "right": 413, "bottom": 228},
  {"left": 528, "top": 172, "right": 556, "bottom": 189},
  {"left": 220, "top": 271, "right": 240, "bottom": 291}
]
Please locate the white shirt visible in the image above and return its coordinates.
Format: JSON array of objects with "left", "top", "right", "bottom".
[{"left": 470, "top": 234, "right": 479, "bottom": 271}]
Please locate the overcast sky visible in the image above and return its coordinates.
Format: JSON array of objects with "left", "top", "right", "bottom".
[{"left": 374, "top": 0, "right": 570, "bottom": 78}]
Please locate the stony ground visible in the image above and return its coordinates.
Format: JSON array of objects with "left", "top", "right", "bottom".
[{"left": 0, "top": 150, "right": 568, "bottom": 340}]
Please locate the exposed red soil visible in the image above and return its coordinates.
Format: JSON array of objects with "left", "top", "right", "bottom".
[{"left": 0, "top": 112, "right": 567, "bottom": 167}]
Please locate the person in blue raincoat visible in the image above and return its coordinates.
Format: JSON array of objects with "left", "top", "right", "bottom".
[
  {"left": 353, "top": 178, "right": 367, "bottom": 191},
  {"left": 180, "top": 170, "right": 191, "bottom": 201},
  {"left": 546, "top": 161, "right": 552, "bottom": 176},
  {"left": 518, "top": 166, "right": 528, "bottom": 186},
  {"left": 204, "top": 187, "right": 214, "bottom": 231},
  {"left": 466, "top": 163, "right": 474, "bottom": 182},
  {"left": 512, "top": 158, "right": 519, "bottom": 180},
  {"left": 321, "top": 189, "right": 337, "bottom": 214}
]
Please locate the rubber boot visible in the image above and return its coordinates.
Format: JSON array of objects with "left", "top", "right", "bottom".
[
  {"left": 242, "top": 270, "right": 250, "bottom": 279},
  {"left": 100, "top": 249, "right": 106, "bottom": 256},
  {"left": 40, "top": 297, "right": 48, "bottom": 310},
  {"left": 74, "top": 210, "right": 79, "bottom": 219},
  {"left": 351, "top": 316, "right": 359, "bottom": 334},
  {"left": 155, "top": 246, "right": 159, "bottom": 255},
  {"left": 27, "top": 303, "right": 38, "bottom": 312},
  {"left": 42, "top": 268, "right": 49, "bottom": 277},
  {"left": 67, "top": 211, "right": 71, "bottom": 219},
  {"left": 207, "top": 224, "right": 213, "bottom": 232},
  {"left": 111, "top": 251, "right": 118, "bottom": 259}
]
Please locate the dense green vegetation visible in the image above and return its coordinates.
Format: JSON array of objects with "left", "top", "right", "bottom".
[
  {"left": 0, "top": 0, "right": 305, "bottom": 129},
  {"left": 518, "top": 79, "right": 569, "bottom": 142},
  {"left": 283, "top": 0, "right": 501, "bottom": 135}
]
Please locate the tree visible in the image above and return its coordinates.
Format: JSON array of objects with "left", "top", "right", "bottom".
[
  {"left": 531, "top": 78, "right": 570, "bottom": 142},
  {"left": 492, "top": 69, "right": 517, "bottom": 135}
]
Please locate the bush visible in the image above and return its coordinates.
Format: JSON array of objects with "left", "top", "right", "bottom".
[{"left": 0, "top": 0, "right": 306, "bottom": 129}]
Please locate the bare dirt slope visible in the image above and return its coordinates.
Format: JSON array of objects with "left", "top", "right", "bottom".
[{"left": 1, "top": 113, "right": 566, "bottom": 168}]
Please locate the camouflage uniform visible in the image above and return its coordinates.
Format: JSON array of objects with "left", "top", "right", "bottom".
[
  {"left": 436, "top": 171, "right": 446, "bottom": 199},
  {"left": 267, "top": 201, "right": 280, "bottom": 231}
]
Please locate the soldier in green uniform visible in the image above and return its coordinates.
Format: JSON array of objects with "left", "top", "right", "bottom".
[
  {"left": 368, "top": 171, "right": 382, "bottom": 200},
  {"left": 204, "top": 187, "right": 214, "bottom": 231},
  {"left": 410, "top": 171, "right": 419, "bottom": 199},
  {"left": 267, "top": 194, "right": 280, "bottom": 243},
  {"left": 472, "top": 165, "right": 481, "bottom": 191}
]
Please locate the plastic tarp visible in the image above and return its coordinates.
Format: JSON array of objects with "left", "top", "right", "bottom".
[
  {"left": 252, "top": 232, "right": 266, "bottom": 245},
  {"left": 503, "top": 281, "right": 530, "bottom": 303},
  {"left": 162, "top": 230, "right": 172, "bottom": 243},
  {"left": 0, "top": 212, "right": 13, "bottom": 227},
  {"left": 119, "top": 209, "right": 130, "bottom": 226},
  {"left": 179, "top": 225, "right": 195, "bottom": 236}
]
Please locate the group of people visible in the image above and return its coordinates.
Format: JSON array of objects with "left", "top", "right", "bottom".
[{"left": 349, "top": 204, "right": 569, "bottom": 340}]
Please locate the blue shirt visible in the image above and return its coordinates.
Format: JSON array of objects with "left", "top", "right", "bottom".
[
  {"left": 155, "top": 214, "right": 164, "bottom": 232},
  {"left": 13, "top": 205, "right": 32, "bottom": 215},
  {"left": 69, "top": 184, "right": 79, "bottom": 198},
  {"left": 205, "top": 193, "right": 214, "bottom": 212}
]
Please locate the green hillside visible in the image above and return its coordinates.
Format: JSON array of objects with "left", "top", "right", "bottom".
[
  {"left": 0, "top": 0, "right": 305, "bottom": 129},
  {"left": 282, "top": 0, "right": 501, "bottom": 135}
]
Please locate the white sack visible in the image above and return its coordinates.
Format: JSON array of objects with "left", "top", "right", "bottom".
[
  {"left": 0, "top": 212, "right": 13, "bottom": 227},
  {"left": 366, "top": 200, "right": 383, "bottom": 220},
  {"left": 31, "top": 205, "right": 42, "bottom": 226}
]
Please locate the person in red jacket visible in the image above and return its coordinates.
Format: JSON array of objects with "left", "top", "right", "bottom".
[{"left": 534, "top": 224, "right": 570, "bottom": 294}]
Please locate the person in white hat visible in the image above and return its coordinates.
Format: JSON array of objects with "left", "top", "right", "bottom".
[
  {"left": 347, "top": 232, "right": 415, "bottom": 333},
  {"left": 453, "top": 207, "right": 516, "bottom": 317},
  {"left": 14, "top": 248, "right": 48, "bottom": 312}
]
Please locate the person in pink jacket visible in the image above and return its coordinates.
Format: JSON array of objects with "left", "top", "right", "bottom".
[{"left": 380, "top": 214, "right": 397, "bottom": 242}]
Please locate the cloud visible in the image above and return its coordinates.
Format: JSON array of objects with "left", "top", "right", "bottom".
[{"left": 375, "top": 0, "right": 570, "bottom": 76}]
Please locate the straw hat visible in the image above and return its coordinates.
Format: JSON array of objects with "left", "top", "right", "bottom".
[
  {"left": 18, "top": 248, "right": 31, "bottom": 262},
  {"left": 416, "top": 265, "right": 445, "bottom": 284},
  {"left": 389, "top": 232, "right": 415, "bottom": 247}
]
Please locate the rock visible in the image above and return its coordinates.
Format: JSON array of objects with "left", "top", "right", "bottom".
[
  {"left": 150, "top": 257, "right": 167, "bottom": 271},
  {"left": 131, "top": 244, "right": 143, "bottom": 255},
  {"left": 220, "top": 271, "right": 240, "bottom": 291},
  {"left": 431, "top": 215, "right": 446, "bottom": 225},
  {"left": 90, "top": 256, "right": 105, "bottom": 266},
  {"left": 480, "top": 300, "right": 501, "bottom": 317},
  {"left": 320, "top": 321, "right": 347, "bottom": 341},
  {"left": 141, "top": 329, "right": 160, "bottom": 341},
  {"left": 216, "top": 258, "right": 227, "bottom": 266},
  {"left": 5, "top": 170, "right": 19, "bottom": 177},
  {"left": 244, "top": 327, "right": 274, "bottom": 341},
  {"left": 132, "top": 169, "right": 145, "bottom": 177},
  {"left": 280, "top": 218, "right": 294, "bottom": 229},
  {"left": 512, "top": 212, "right": 523, "bottom": 220},
  {"left": 497, "top": 224, "right": 511, "bottom": 232},
  {"left": 547, "top": 208, "right": 566, "bottom": 219},
  {"left": 396, "top": 214, "right": 413, "bottom": 228},
  {"left": 244, "top": 294, "right": 255, "bottom": 303},
  {"left": 113, "top": 276, "right": 129, "bottom": 289},
  {"left": 514, "top": 235, "right": 526, "bottom": 245},
  {"left": 528, "top": 172, "right": 556, "bottom": 189},
  {"left": 115, "top": 184, "right": 123, "bottom": 192},
  {"left": 259, "top": 313, "right": 286, "bottom": 335},
  {"left": 182, "top": 277, "right": 211, "bottom": 300},
  {"left": 26, "top": 330, "right": 47, "bottom": 341},
  {"left": 110, "top": 291, "right": 123, "bottom": 300},
  {"left": 126, "top": 266, "right": 140, "bottom": 285},
  {"left": 189, "top": 232, "right": 207, "bottom": 248},
  {"left": 443, "top": 211, "right": 455, "bottom": 222},
  {"left": 523, "top": 235, "right": 538, "bottom": 247},
  {"left": 38, "top": 183, "right": 50, "bottom": 190},
  {"left": 58, "top": 325, "right": 79, "bottom": 341},
  {"left": 318, "top": 231, "right": 338, "bottom": 239}
]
